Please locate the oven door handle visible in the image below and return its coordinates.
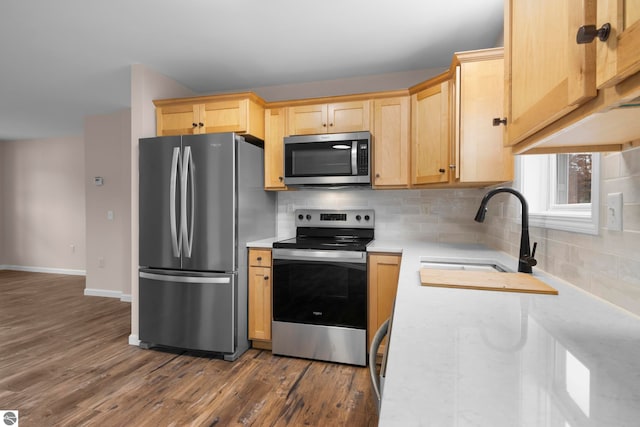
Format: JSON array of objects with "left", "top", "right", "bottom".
[{"left": 272, "top": 249, "right": 367, "bottom": 264}]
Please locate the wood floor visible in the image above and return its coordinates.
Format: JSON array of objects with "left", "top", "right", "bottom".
[{"left": 0, "top": 271, "right": 379, "bottom": 426}]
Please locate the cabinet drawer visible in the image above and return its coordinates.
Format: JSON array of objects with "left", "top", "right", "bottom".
[{"left": 249, "top": 249, "right": 272, "bottom": 267}]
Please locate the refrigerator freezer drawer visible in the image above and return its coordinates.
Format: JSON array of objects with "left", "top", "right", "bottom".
[{"left": 139, "top": 270, "right": 235, "bottom": 353}]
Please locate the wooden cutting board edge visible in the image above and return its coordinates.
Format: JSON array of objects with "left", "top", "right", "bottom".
[{"left": 419, "top": 268, "right": 558, "bottom": 295}]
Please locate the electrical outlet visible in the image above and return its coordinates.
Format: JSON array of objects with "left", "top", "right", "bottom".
[{"left": 607, "top": 193, "right": 623, "bottom": 231}]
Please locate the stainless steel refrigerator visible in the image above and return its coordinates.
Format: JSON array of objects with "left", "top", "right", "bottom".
[{"left": 138, "top": 132, "right": 275, "bottom": 361}]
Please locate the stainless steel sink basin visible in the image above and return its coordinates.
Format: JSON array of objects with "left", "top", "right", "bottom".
[{"left": 420, "top": 258, "right": 512, "bottom": 273}]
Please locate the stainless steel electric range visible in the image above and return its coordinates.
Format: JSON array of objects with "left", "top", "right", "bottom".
[{"left": 271, "top": 209, "right": 375, "bottom": 366}]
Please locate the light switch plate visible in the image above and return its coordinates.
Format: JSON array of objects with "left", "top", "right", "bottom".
[{"left": 607, "top": 192, "right": 623, "bottom": 231}]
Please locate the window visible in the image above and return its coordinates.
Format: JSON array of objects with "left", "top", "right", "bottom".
[{"left": 517, "top": 153, "right": 600, "bottom": 235}]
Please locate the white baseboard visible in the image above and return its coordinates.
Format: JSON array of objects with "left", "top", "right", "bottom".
[
  {"left": 84, "top": 288, "right": 121, "bottom": 298},
  {"left": 0, "top": 265, "right": 86, "bottom": 276},
  {"left": 84, "top": 288, "right": 131, "bottom": 303},
  {"left": 129, "top": 334, "right": 141, "bottom": 346}
]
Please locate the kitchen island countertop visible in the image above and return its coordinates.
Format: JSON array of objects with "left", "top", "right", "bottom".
[{"left": 368, "top": 240, "right": 640, "bottom": 427}]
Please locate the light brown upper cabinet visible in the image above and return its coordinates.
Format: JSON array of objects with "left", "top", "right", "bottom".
[
  {"left": 596, "top": 0, "right": 640, "bottom": 88},
  {"left": 504, "top": 0, "right": 598, "bottom": 147},
  {"left": 452, "top": 48, "right": 513, "bottom": 184},
  {"left": 372, "top": 96, "right": 410, "bottom": 188},
  {"left": 287, "top": 100, "right": 371, "bottom": 136},
  {"left": 264, "top": 108, "right": 287, "bottom": 190},
  {"left": 154, "top": 93, "right": 265, "bottom": 141},
  {"left": 504, "top": 0, "right": 640, "bottom": 154},
  {"left": 410, "top": 76, "right": 451, "bottom": 186}
]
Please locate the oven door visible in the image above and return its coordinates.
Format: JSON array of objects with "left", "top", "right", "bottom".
[{"left": 272, "top": 249, "right": 367, "bottom": 329}]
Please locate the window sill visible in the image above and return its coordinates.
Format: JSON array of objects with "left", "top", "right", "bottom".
[{"left": 529, "top": 212, "right": 598, "bottom": 235}]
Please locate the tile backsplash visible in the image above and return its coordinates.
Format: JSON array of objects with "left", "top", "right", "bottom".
[
  {"left": 484, "top": 148, "right": 640, "bottom": 317},
  {"left": 276, "top": 188, "right": 488, "bottom": 242},
  {"left": 275, "top": 147, "right": 640, "bottom": 318}
]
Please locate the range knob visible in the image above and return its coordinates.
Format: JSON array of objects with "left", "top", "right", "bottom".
[
  {"left": 355, "top": 215, "right": 362, "bottom": 221},
  {"left": 298, "top": 214, "right": 304, "bottom": 220},
  {"left": 364, "top": 215, "right": 370, "bottom": 221},
  {"left": 306, "top": 214, "right": 312, "bottom": 220}
]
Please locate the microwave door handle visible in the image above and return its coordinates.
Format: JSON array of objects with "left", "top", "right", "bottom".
[{"left": 351, "top": 140, "right": 358, "bottom": 175}]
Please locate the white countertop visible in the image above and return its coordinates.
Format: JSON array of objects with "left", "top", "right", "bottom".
[
  {"left": 370, "top": 240, "right": 640, "bottom": 427},
  {"left": 246, "top": 237, "right": 279, "bottom": 248}
]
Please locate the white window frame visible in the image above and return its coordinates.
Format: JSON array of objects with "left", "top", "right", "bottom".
[{"left": 515, "top": 153, "right": 600, "bottom": 235}]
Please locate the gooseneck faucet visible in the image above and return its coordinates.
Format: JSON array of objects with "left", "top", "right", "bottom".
[{"left": 474, "top": 187, "right": 537, "bottom": 274}]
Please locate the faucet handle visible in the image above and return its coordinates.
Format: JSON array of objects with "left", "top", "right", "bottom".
[
  {"left": 531, "top": 242, "right": 537, "bottom": 258},
  {"left": 522, "top": 242, "right": 538, "bottom": 268}
]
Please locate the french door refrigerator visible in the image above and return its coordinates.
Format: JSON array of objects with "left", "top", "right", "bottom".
[{"left": 138, "top": 133, "right": 275, "bottom": 361}]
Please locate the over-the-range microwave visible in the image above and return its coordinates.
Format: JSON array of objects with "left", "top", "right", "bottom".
[{"left": 283, "top": 131, "right": 371, "bottom": 187}]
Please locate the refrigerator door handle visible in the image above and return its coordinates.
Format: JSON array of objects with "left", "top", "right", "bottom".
[
  {"left": 181, "top": 145, "right": 195, "bottom": 258},
  {"left": 169, "top": 146, "right": 182, "bottom": 258}
]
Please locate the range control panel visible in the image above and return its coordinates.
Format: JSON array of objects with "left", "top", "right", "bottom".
[{"left": 294, "top": 209, "right": 375, "bottom": 228}]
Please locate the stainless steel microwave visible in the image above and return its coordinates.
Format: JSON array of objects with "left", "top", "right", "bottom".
[{"left": 283, "top": 131, "right": 371, "bottom": 187}]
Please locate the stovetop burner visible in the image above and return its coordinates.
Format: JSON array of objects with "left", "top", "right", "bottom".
[{"left": 273, "top": 209, "right": 375, "bottom": 252}]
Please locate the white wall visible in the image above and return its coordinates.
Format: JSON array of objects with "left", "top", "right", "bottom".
[
  {"left": 84, "top": 109, "right": 132, "bottom": 300},
  {"left": 0, "top": 136, "right": 85, "bottom": 273},
  {"left": 0, "top": 142, "right": 4, "bottom": 263},
  {"left": 251, "top": 68, "right": 445, "bottom": 101},
  {"left": 129, "top": 64, "right": 197, "bottom": 343}
]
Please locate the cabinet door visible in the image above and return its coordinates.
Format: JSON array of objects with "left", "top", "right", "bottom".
[
  {"left": 156, "top": 104, "right": 199, "bottom": 136},
  {"left": 264, "top": 108, "right": 287, "bottom": 190},
  {"left": 372, "top": 96, "right": 410, "bottom": 188},
  {"left": 327, "top": 100, "right": 371, "bottom": 133},
  {"left": 411, "top": 81, "right": 450, "bottom": 186},
  {"left": 287, "top": 104, "right": 328, "bottom": 135},
  {"left": 505, "top": 0, "right": 596, "bottom": 146},
  {"left": 597, "top": 0, "right": 640, "bottom": 87},
  {"left": 368, "top": 254, "right": 401, "bottom": 356},
  {"left": 199, "top": 99, "right": 248, "bottom": 134},
  {"left": 248, "top": 265, "right": 272, "bottom": 341},
  {"left": 458, "top": 58, "right": 514, "bottom": 183}
]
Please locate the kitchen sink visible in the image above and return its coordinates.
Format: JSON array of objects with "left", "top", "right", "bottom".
[{"left": 419, "top": 258, "right": 512, "bottom": 273}]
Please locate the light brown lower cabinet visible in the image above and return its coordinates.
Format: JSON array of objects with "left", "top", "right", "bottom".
[
  {"left": 248, "top": 249, "right": 272, "bottom": 348},
  {"left": 368, "top": 253, "right": 402, "bottom": 357}
]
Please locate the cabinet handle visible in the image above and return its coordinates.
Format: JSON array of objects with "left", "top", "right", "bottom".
[
  {"left": 256, "top": 256, "right": 262, "bottom": 261},
  {"left": 192, "top": 123, "right": 197, "bottom": 128},
  {"left": 329, "top": 123, "right": 333, "bottom": 127},
  {"left": 278, "top": 176, "right": 283, "bottom": 182},
  {"left": 493, "top": 118, "right": 507, "bottom": 126},
  {"left": 322, "top": 123, "right": 327, "bottom": 127},
  {"left": 449, "top": 165, "right": 456, "bottom": 169},
  {"left": 375, "top": 173, "right": 380, "bottom": 178},
  {"left": 198, "top": 122, "right": 204, "bottom": 127},
  {"left": 439, "top": 168, "right": 446, "bottom": 173},
  {"left": 576, "top": 23, "right": 611, "bottom": 44},
  {"left": 264, "top": 276, "right": 269, "bottom": 280}
]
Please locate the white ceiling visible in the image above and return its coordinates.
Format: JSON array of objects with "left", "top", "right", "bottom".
[{"left": 0, "top": 0, "right": 503, "bottom": 140}]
